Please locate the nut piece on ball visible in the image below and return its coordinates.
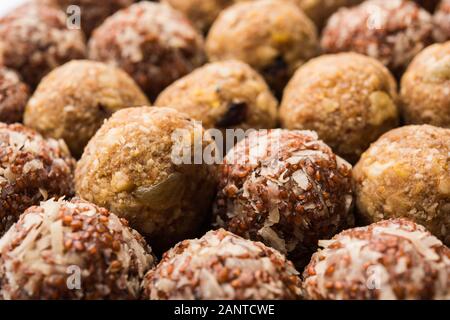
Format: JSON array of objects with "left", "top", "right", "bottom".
[
  {"left": 400, "top": 42, "right": 450, "bottom": 127},
  {"left": 353, "top": 125, "right": 450, "bottom": 245},
  {"left": 321, "top": 0, "right": 434, "bottom": 75},
  {"left": 142, "top": 228, "right": 302, "bottom": 300},
  {"left": 0, "top": 198, "right": 156, "bottom": 300},
  {"left": 213, "top": 129, "right": 354, "bottom": 267},
  {"left": 75, "top": 107, "right": 218, "bottom": 252},
  {"left": 47, "top": 0, "right": 136, "bottom": 37},
  {"left": 155, "top": 60, "right": 278, "bottom": 132},
  {"left": 0, "top": 123, "right": 75, "bottom": 236},
  {"left": 206, "top": 0, "right": 319, "bottom": 96},
  {"left": 303, "top": 219, "right": 450, "bottom": 300},
  {"left": 434, "top": 0, "right": 450, "bottom": 43},
  {"left": 280, "top": 53, "right": 399, "bottom": 163},
  {"left": 88, "top": 2, "right": 206, "bottom": 100},
  {"left": 24, "top": 60, "right": 149, "bottom": 158},
  {"left": 0, "top": 67, "right": 30, "bottom": 124},
  {"left": 0, "top": 2, "right": 86, "bottom": 88}
]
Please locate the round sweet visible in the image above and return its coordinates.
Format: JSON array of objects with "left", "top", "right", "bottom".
[
  {"left": 0, "top": 198, "right": 155, "bottom": 300},
  {"left": 353, "top": 125, "right": 450, "bottom": 245},
  {"left": 75, "top": 107, "right": 217, "bottom": 251},
  {"left": 23, "top": 60, "right": 149, "bottom": 158},
  {"left": 0, "top": 123, "right": 75, "bottom": 237},
  {"left": 0, "top": 67, "right": 30, "bottom": 124},
  {"left": 213, "top": 129, "right": 354, "bottom": 267},
  {"left": 400, "top": 42, "right": 450, "bottom": 127},
  {"left": 303, "top": 219, "right": 450, "bottom": 300},
  {"left": 88, "top": 2, "right": 206, "bottom": 100},
  {"left": 206, "top": 0, "right": 319, "bottom": 96},
  {"left": 142, "top": 228, "right": 302, "bottom": 300},
  {"left": 49, "top": 0, "right": 136, "bottom": 37},
  {"left": 0, "top": 2, "right": 86, "bottom": 88},
  {"left": 280, "top": 53, "right": 399, "bottom": 164},
  {"left": 162, "top": 0, "right": 234, "bottom": 33},
  {"left": 321, "top": 0, "right": 434, "bottom": 76},
  {"left": 434, "top": 0, "right": 450, "bottom": 42},
  {"left": 155, "top": 60, "right": 278, "bottom": 132}
]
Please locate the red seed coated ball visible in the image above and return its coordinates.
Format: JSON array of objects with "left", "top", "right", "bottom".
[
  {"left": 303, "top": 219, "right": 450, "bottom": 300},
  {"left": 0, "top": 198, "right": 156, "bottom": 300},
  {"left": 142, "top": 229, "right": 302, "bottom": 300},
  {"left": 206, "top": 0, "right": 319, "bottom": 96},
  {"left": 353, "top": 125, "right": 450, "bottom": 245},
  {"left": 88, "top": 2, "right": 206, "bottom": 100},
  {"left": 213, "top": 129, "right": 354, "bottom": 268},
  {"left": 434, "top": 0, "right": 450, "bottom": 42},
  {"left": 0, "top": 2, "right": 87, "bottom": 88},
  {"left": 48, "top": 0, "right": 136, "bottom": 37},
  {"left": 400, "top": 42, "right": 450, "bottom": 127},
  {"left": 321, "top": 0, "right": 434, "bottom": 76},
  {"left": 0, "top": 67, "right": 30, "bottom": 124},
  {"left": 0, "top": 123, "right": 75, "bottom": 236}
]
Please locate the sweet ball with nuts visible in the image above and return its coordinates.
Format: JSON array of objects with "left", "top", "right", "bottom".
[
  {"left": 75, "top": 107, "right": 218, "bottom": 252},
  {"left": 0, "top": 198, "right": 156, "bottom": 300},
  {"left": 321, "top": 0, "right": 434, "bottom": 75},
  {"left": 0, "top": 123, "right": 75, "bottom": 237},
  {"left": 206, "top": 0, "right": 319, "bottom": 96},
  {"left": 142, "top": 228, "right": 302, "bottom": 300},
  {"left": 88, "top": 2, "right": 206, "bottom": 100},
  {"left": 155, "top": 60, "right": 278, "bottom": 132},
  {"left": 303, "top": 219, "right": 450, "bottom": 300},
  {"left": 400, "top": 42, "right": 450, "bottom": 128},
  {"left": 353, "top": 125, "right": 450, "bottom": 245},
  {"left": 280, "top": 53, "right": 399, "bottom": 164},
  {"left": 0, "top": 67, "right": 30, "bottom": 124},
  {"left": 213, "top": 129, "right": 354, "bottom": 268},
  {"left": 0, "top": 2, "right": 86, "bottom": 88},
  {"left": 24, "top": 60, "right": 149, "bottom": 158}
]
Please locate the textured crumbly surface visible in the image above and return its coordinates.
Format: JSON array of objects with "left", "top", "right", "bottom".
[
  {"left": 400, "top": 42, "right": 450, "bottom": 127},
  {"left": 88, "top": 2, "right": 206, "bottom": 100},
  {"left": 206, "top": 0, "right": 319, "bottom": 96},
  {"left": 142, "top": 229, "right": 302, "bottom": 300},
  {"left": 24, "top": 60, "right": 149, "bottom": 158},
  {"left": 353, "top": 125, "right": 450, "bottom": 245},
  {"left": 0, "top": 2, "right": 86, "bottom": 88},
  {"left": 303, "top": 219, "right": 450, "bottom": 300},
  {"left": 413, "top": 0, "right": 442, "bottom": 11},
  {"left": 213, "top": 129, "right": 354, "bottom": 268},
  {"left": 0, "top": 123, "right": 75, "bottom": 236},
  {"left": 0, "top": 198, "right": 155, "bottom": 300},
  {"left": 49, "top": 0, "right": 136, "bottom": 37},
  {"left": 434, "top": 0, "right": 450, "bottom": 42},
  {"left": 0, "top": 67, "right": 29, "bottom": 124},
  {"left": 155, "top": 60, "right": 278, "bottom": 131},
  {"left": 75, "top": 107, "right": 217, "bottom": 251},
  {"left": 280, "top": 53, "right": 399, "bottom": 164},
  {"left": 321, "top": 0, "right": 434, "bottom": 75}
]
